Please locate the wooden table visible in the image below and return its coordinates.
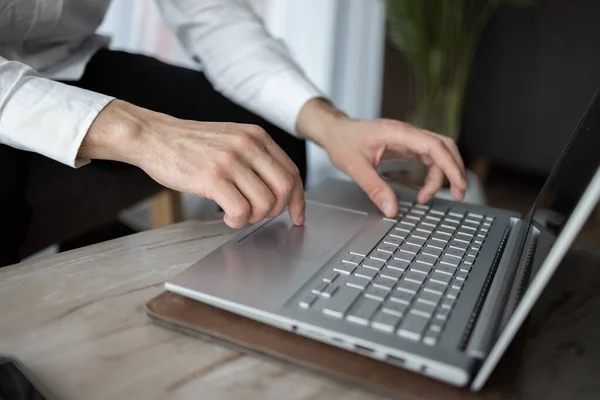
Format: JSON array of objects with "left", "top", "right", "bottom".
[{"left": 1, "top": 219, "right": 599, "bottom": 400}]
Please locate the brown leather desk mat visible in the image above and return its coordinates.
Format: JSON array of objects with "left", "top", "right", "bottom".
[{"left": 146, "top": 291, "right": 522, "bottom": 400}]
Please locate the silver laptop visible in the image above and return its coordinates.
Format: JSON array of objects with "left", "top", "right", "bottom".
[{"left": 165, "top": 88, "right": 600, "bottom": 390}]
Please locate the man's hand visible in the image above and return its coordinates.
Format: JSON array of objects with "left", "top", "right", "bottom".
[
  {"left": 79, "top": 100, "right": 305, "bottom": 229},
  {"left": 297, "top": 98, "right": 467, "bottom": 218}
]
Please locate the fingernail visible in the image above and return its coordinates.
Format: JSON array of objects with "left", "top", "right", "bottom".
[
  {"left": 297, "top": 213, "right": 305, "bottom": 226},
  {"left": 381, "top": 201, "right": 393, "bottom": 217}
]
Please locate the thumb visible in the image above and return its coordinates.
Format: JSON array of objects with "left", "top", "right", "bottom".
[{"left": 350, "top": 160, "right": 399, "bottom": 218}]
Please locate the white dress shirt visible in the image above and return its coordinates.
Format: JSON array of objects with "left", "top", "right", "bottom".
[{"left": 0, "top": 0, "right": 323, "bottom": 167}]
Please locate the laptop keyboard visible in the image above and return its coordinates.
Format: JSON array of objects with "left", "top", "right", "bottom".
[{"left": 297, "top": 201, "right": 494, "bottom": 346}]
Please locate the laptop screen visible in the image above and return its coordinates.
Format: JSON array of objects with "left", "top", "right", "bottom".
[{"left": 528, "top": 87, "right": 600, "bottom": 237}]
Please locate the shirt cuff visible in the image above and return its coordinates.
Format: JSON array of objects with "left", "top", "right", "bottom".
[
  {"left": 0, "top": 77, "right": 114, "bottom": 168},
  {"left": 252, "top": 68, "right": 326, "bottom": 136}
]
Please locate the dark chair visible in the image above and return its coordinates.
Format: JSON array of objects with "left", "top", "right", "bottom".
[{"left": 19, "top": 153, "right": 182, "bottom": 259}]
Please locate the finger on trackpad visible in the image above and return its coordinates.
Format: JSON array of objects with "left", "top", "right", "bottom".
[{"left": 239, "top": 203, "right": 365, "bottom": 262}]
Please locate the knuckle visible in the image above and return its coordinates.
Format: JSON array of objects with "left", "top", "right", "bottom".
[
  {"left": 430, "top": 137, "right": 445, "bottom": 151},
  {"left": 258, "top": 195, "right": 276, "bottom": 215},
  {"left": 276, "top": 172, "right": 296, "bottom": 197},
  {"left": 216, "top": 150, "right": 238, "bottom": 166},
  {"left": 232, "top": 132, "right": 255, "bottom": 148},
  {"left": 247, "top": 124, "right": 268, "bottom": 138},
  {"left": 230, "top": 205, "right": 250, "bottom": 221},
  {"left": 204, "top": 160, "right": 225, "bottom": 179}
]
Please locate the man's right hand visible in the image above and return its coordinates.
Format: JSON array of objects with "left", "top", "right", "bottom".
[{"left": 80, "top": 99, "right": 305, "bottom": 229}]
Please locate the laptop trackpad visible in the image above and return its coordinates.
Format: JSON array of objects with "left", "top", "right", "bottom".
[{"left": 239, "top": 202, "right": 365, "bottom": 263}]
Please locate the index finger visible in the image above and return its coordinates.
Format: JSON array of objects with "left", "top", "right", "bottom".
[{"left": 245, "top": 125, "right": 306, "bottom": 225}]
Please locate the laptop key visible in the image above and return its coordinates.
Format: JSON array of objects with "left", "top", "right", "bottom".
[
  {"left": 372, "top": 311, "right": 401, "bottom": 333},
  {"left": 387, "top": 259, "right": 410, "bottom": 271},
  {"left": 435, "top": 307, "right": 451, "bottom": 321},
  {"left": 403, "top": 271, "right": 426, "bottom": 285},
  {"left": 417, "top": 291, "right": 441, "bottom": 306},
  {"left": 391, "top": 229, "right": 410, "bottom": 239},
  {"left": 436, "top": 227, "right": 454, "bottom": 236},
  {"left": 380, "top": 267, "right": 404, "bottom": 281},
  {"left": 405, "top": 213, "right": 421, "bottom": 222},
  {"left": 439, "top": 255, "right": 460, "bottom": 267},
  {"left": 430, "top": 272, "right": 452, "bottom": 285},
  {"left": 363, "top": 258, "right": 385, "bottom": 271},
  {"left": 342, "top": 254, "right": 364, "bottom": 265},
  {"left": 411, "top": 264, "right": 432, "bottom": 275},
  {"left": 445, "top": 248, "right": 465, "bottom": 259},
  {"left": 468, "top": 212, "right": 483, "bottom": 219},
  {"left": 412, "top": 302, "right": 436, "bottom": 318},
  {"left": 399, "top": 243, "right": 421, "bottom": 254},
  {"left": 417, "top": 220, "right": 436, "bottom": 229},
  {"left": 322, "top": 271, "right": 339, "bottom": 283},
  {"left": 311, "top": 281, "right": 328, "bottom": 295},
  {"left": 346, "top": 276, "right": 369, "bottom": 290},
  {"left": 398, "top": 313, "right": 429, "bottom": 341},
  {"left": 390, "top": 290, "right": 415, "bottom": 305},
  {"left": 416, "top": 253, "right": 438, "bottom": 266},
  {"left": 422, "top": 246, "right": 442, "bottom": 257},
  {"left": 370, "top": 251, "right": 391, "bottom": 262},
  {"left": 322, "top": 287, "right": 361, "bottom": 318},
  {"left": 467, "top": 246, "right": 479, "bottom": 257},
  {"left": 464, "top": 255, "right": 477, "bottom": 265},
  {"left": 377, "top": 243, "right": 397, "bottom": 254},
  {"left": 395, "top": 252, "right": 415, "bottom": 263},
  {"left": 298, "top": 293, "right": 318, "bottom": 309},
  {"left": 431, "top": 233, "right": 449, "bottom": 243},
  {"left": 440, "top": 299, "right": 455, "bottom": 310},
  {"left": 347, "top": 297, "right": 381, "bottom": 325},
  {"left": 456, "top": 271, "right": 469, "bottom": 281},
  {"left": 446, "top": 287, "right": 460, "bottom": 300},
  {"left": 406, "top": 237, "right": 426, "bottom": 247},
  {"left": 459, "top": 263, "right": 472, "bottom": 274},
  {"left": 333, "top": 263, "right": 356, "bottom": 275},
  {"left": 451, "top": 279, "right": 464, "bottom": 290},
  {"left": 382, "top": 300, "right": 408, "bottom": 316},
  {"left": 383, "top": 235, "right": 403, "bottom": 246},
  {"left": 400, "top": 220, "right": 416, "bottom": 228},
  {"left": 449, "top": 240, "right": 468, "bottom": 251},
  {"left": 457, "top": 230, "right": 474, "bottom": 238},
  {"left": 429, "top": 208, "right": 446, "bottom": 216},
  {"left": 423, "top": 281, "right": 446, "bottom": 295},
  {"left": 396, "top": 280, "right": 421, "bottom": 294},
  {"left": 448, "top": 211, "right": 465, "bottom": 218},
  {"left": 423, "top": 326, "right": 442, "bottom": 346},
  {"left": 372, "top": 276, "right": 394, "bottom": 290},
  {"left": 364, "top": 286, "right": 388, "bottom": 302},
  {"left": 321, "top": 285, "right": 338, "bottom": 298},
  {"left": 435, "top": 264, "right": 456, "bottom": 276},
  {"left": 354, "top": 267, "right": 378, "bottom": 280}
]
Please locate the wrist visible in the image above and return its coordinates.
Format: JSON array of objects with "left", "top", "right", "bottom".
[
  {"left": 78, "top": 99, "right": 147, "bottom": 166},
  {"left": 295, "top": 97, "right": 351, "bottom": 148}
]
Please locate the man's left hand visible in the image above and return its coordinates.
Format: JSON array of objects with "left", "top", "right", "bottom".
[{"left": 297, "top": 98, "right": 467, "bottom": 219}]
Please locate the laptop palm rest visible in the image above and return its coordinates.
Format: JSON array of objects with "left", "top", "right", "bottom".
[{"left": 166, "top": 202, "right": 367, "bottom": 313}]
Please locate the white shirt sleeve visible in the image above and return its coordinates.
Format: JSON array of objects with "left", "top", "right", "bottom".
[
  {"left": 0, "top": 55, "right": 114, "bottom": 167},
  {"left": 154, "top": 0, "right": 325, "bottom": 136}
]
